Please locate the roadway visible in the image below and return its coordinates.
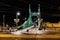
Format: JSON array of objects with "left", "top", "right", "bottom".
[
  {"left": 0, "top": 27, "right": 60, "bottom": 40},
  {"left": 0, "top": 28, "right": 60, "bottom": 40}
]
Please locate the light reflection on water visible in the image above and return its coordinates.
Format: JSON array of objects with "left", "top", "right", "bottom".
[{"left": 0, "top": 38, "right": 60, "bottom": 40}]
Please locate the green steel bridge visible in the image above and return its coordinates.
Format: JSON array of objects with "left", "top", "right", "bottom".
[{"left": 16, "top": 4, "right": 43, "bottom": 30}]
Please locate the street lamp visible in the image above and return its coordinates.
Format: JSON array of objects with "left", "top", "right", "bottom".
[
  {"left": 38, "top": 12, "right": 40, "bottom": 15},
  {"left": 3, "top": 15, "right": 5, "bottom": 27},
  {"left": 17, "top": 12, "right": 20, "bottom": 16},
  {"left": 16, "top": 12, "right": 20, "bottom": 26}
]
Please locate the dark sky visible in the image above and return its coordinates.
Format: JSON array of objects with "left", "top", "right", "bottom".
[{"left": 0, "top": 0, "right": 60, "bottom": 24}]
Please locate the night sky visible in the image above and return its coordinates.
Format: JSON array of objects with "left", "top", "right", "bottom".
[{"left": 0, "top": 0, "right": 60, "bottom": 25}]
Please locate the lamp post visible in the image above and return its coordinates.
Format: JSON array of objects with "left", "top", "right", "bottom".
[
  {"left": 16, "top": 12, "right": 20, "bottom": 26},
  {"left": 2, "top": 15, "right": 5, "bottom": 31},
  {"left": 3, "top": 14, "right": 5, "bottom": 27}
]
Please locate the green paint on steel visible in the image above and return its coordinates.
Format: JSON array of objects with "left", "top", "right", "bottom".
[{"left": 17, "top": 4, "right": 40, "bottom": 29}]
